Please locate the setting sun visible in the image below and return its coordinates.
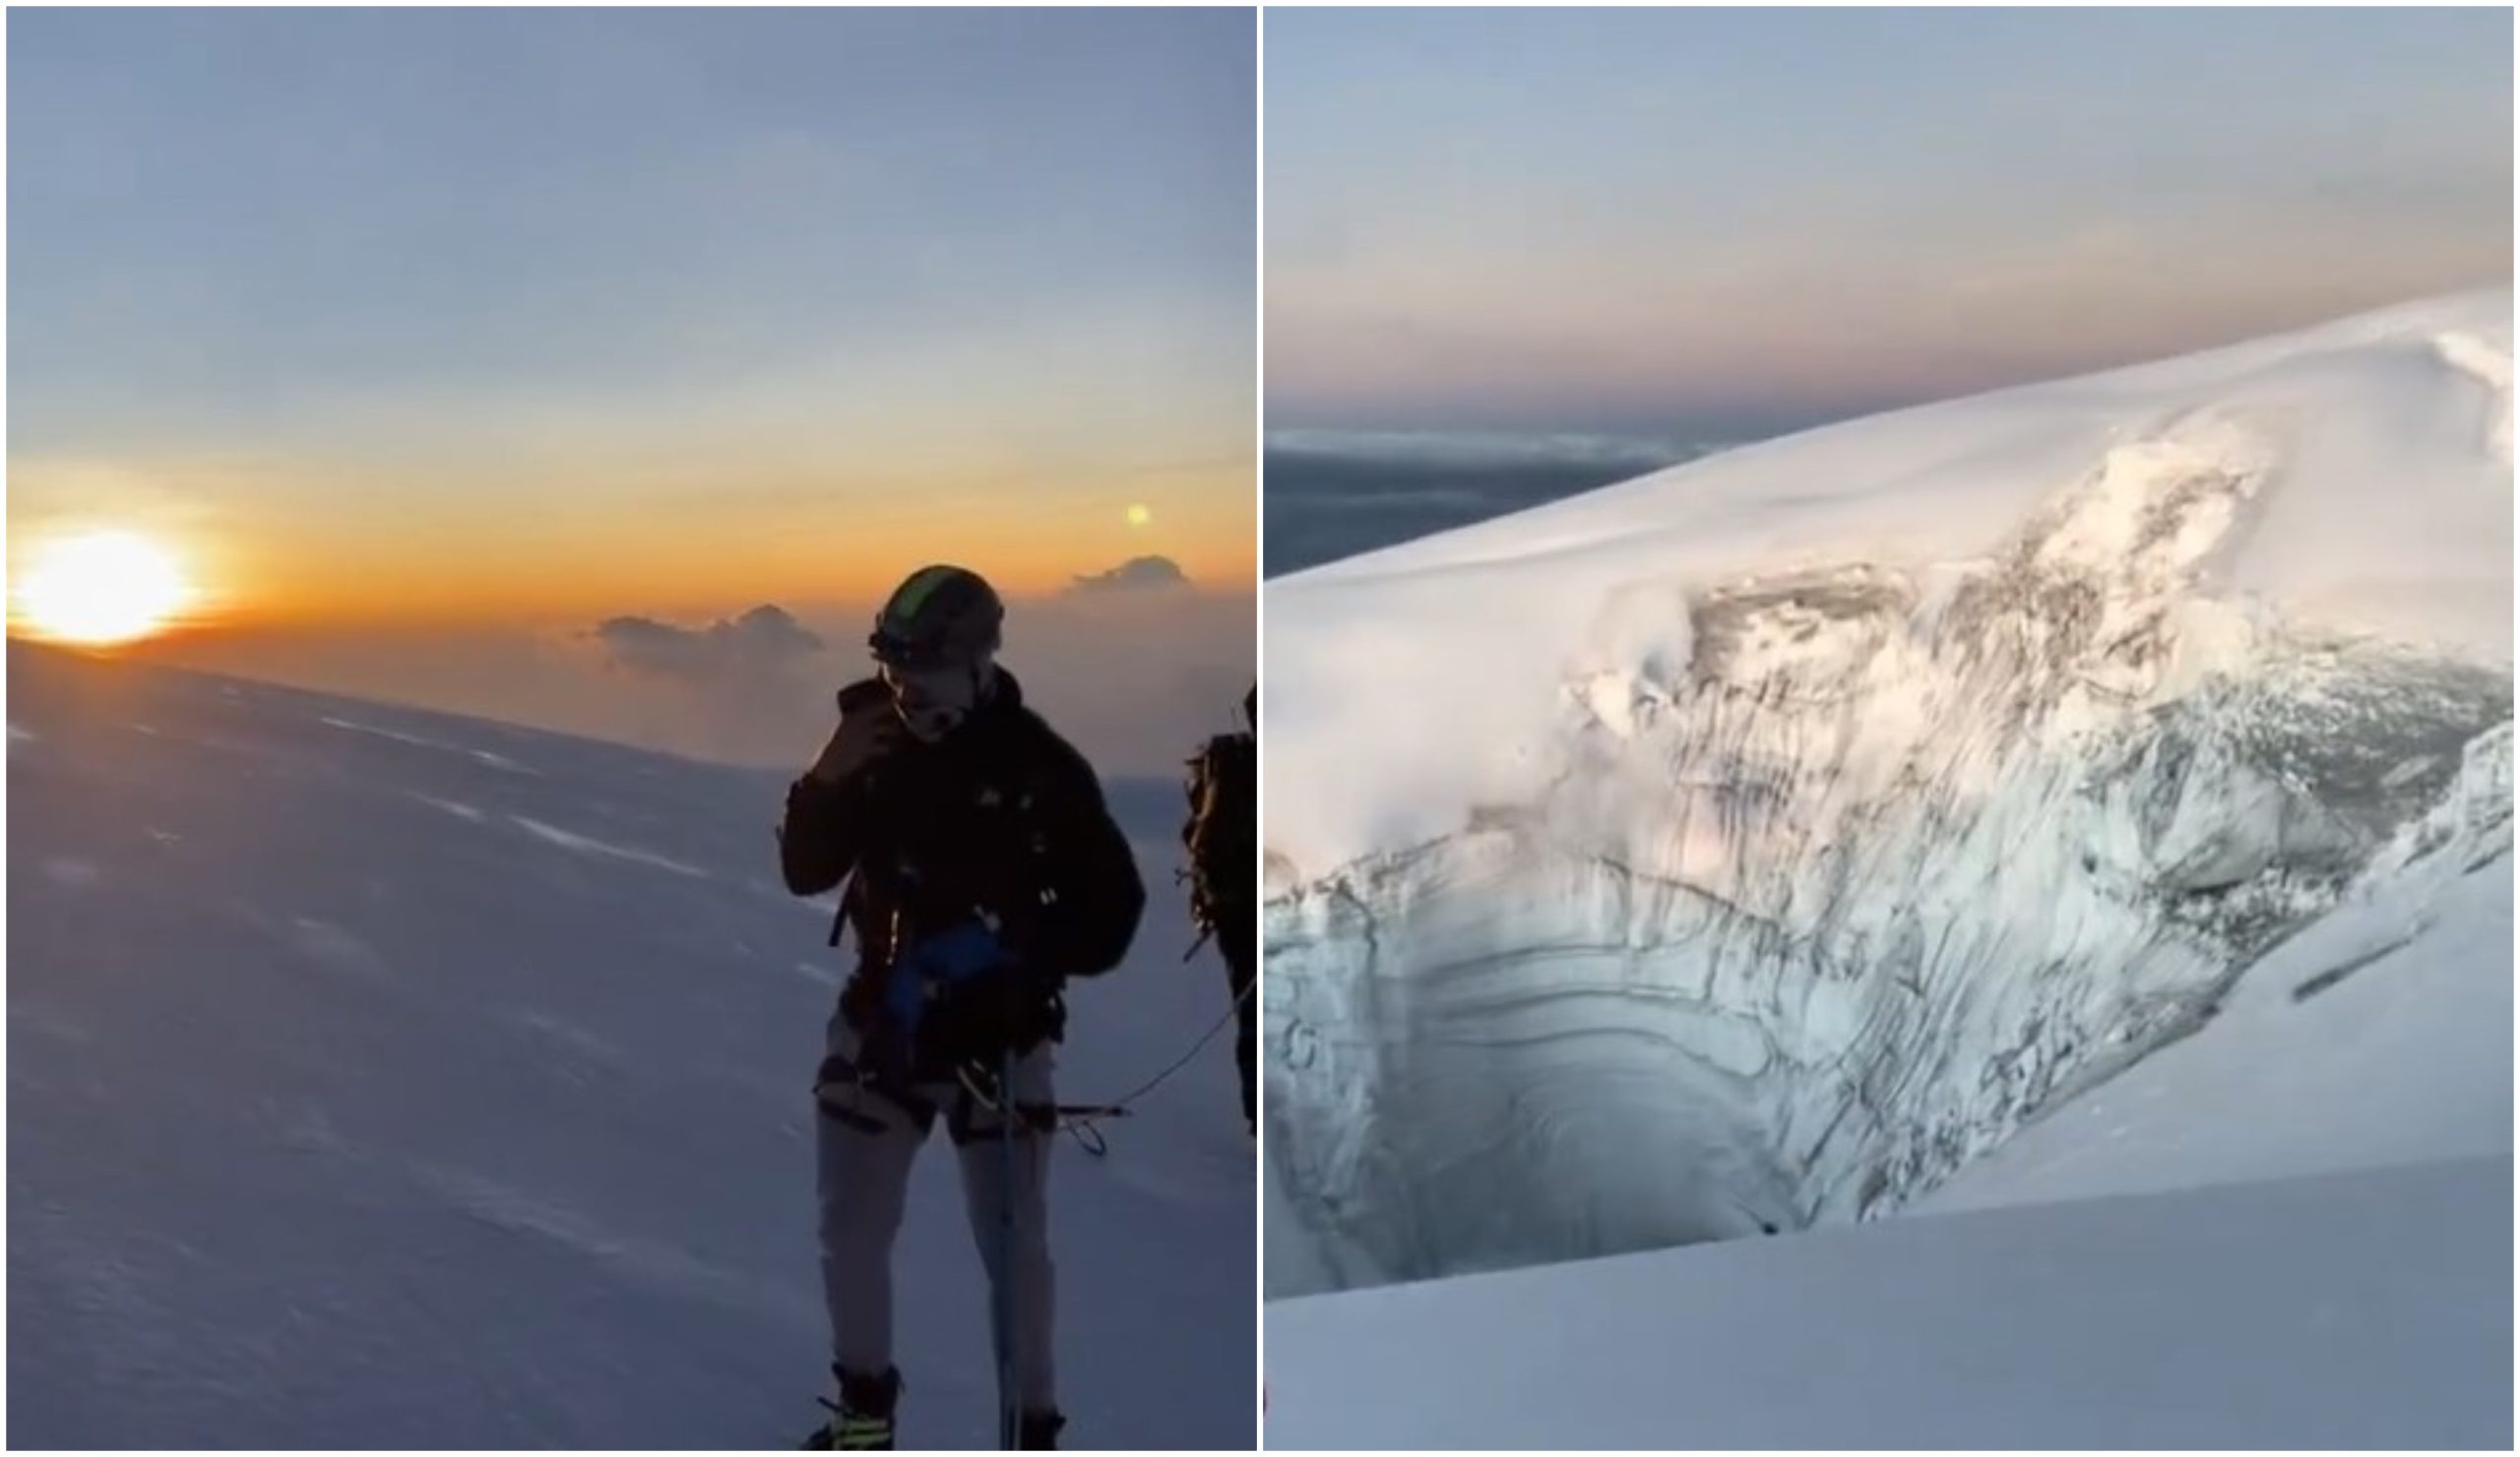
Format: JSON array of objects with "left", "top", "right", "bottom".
[{"left": 16, "top": 531, "right": 192, "bottom": 645}]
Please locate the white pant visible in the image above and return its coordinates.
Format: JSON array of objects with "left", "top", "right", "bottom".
[{"left": 815, "top": 1017, "right": 1058, "bottom": 1414}]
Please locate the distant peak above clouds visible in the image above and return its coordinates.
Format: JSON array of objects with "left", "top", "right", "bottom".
[
  {"left": 1067, "top": 555, "right": 1192, "bottom": 594},
  {"left": 589, "top": 603, "right": 824, "bottom": 681}
]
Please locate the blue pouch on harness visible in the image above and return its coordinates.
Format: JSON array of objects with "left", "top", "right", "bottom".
[{"left": 876, "top": 920, "right": 1011, "bottom": 1075}]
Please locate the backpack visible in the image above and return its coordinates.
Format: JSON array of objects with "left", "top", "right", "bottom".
[{"left": 1182, "top": 729, "right": 1255, "bottom": 932}]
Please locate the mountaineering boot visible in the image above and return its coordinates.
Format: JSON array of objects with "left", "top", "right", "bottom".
[
  {"left": 801, "top": 1365, "right": 901, "bottom": 1450},
  {"left": 1016, "top": 1409, "right": 1066, "bottom": 1450}
]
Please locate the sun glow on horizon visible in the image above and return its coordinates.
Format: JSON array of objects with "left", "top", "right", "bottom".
[{"left": 15, "top": 530, "right": 194, "bottom": 645}]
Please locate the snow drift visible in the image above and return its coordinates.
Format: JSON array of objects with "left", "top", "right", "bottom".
[
  {"left": 8, "top": 644, "right": 1253, "bottom": 1449},
  {"left": 1263, "top": 290, "right": 2514, "bottom": 1296}
]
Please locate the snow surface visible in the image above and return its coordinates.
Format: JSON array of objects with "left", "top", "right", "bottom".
[
  {"left": 1265, "top": 291, "right": 2514, "bottom": 1299},
  {"left": 1268, "top": 289, "right": 2511, "bottom": 875},
  {"left": 1266, "top": 1153, "right": 2512, "bottom": 1450},
  {"left": 9, "top": 644, "right": 1254, "bottom": 1449},
  {"left": 1262, "top": 294, "right": 2511, "bottom": 1444}
]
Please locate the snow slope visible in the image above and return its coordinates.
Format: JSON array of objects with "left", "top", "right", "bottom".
[
  {"left": 8, "top": 643, "right": 1253, "bottom": 1450},
  {"left": 1269, "top": 290, "right": 2511, "bottom": 872},
  {"left": 1266, "top": 1153, "right": 2512, "bottom": 1449},
  {"left": 1264, "top": 290, "right": 2513, "bottom": 1295}
]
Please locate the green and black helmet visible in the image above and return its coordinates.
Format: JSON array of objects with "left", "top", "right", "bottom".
[{"left": 869, "top": 564, "right": 1003, "bottom": 669}]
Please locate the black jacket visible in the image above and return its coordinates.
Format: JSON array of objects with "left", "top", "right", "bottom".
[{"left": 780, "top": 669, "right": 1145, "bottom": 1046}]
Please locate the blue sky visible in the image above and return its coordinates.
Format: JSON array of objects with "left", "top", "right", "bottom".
[{"left": 1267, "top": 7, "right": 2512, "bottom": 437}]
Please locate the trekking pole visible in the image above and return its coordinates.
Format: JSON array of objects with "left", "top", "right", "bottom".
[{"left": 996, "top": 1045, "right": 1022, "bottom": 1451}]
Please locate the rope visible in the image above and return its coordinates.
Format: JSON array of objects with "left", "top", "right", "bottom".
[
  {"left": 1098, "top": 978, "right": 1253, "bottom": 1111},
  {"left": 955, "top": 977, "right": 1255, "bottom": 1158}
]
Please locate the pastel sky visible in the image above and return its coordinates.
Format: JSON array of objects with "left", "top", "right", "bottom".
[
  {"left": 1267, "top": 7, "right": 2513, "bottom": 439},
  {"left": 11, "top": 7, "right": 1257, "bottom": 629}
]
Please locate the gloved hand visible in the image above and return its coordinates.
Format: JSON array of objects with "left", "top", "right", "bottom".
[{"left": 806, "top": 684, "right": 903, "bottom": 788}]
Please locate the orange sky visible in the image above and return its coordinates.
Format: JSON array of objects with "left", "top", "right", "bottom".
[{"left": 7, "top": 444, "right": 1254, "bottom": 637}]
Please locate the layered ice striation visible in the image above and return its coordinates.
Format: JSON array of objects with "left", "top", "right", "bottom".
[{"left": 1265, "top": 401, "right": 2512, "bottom": 1295}]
